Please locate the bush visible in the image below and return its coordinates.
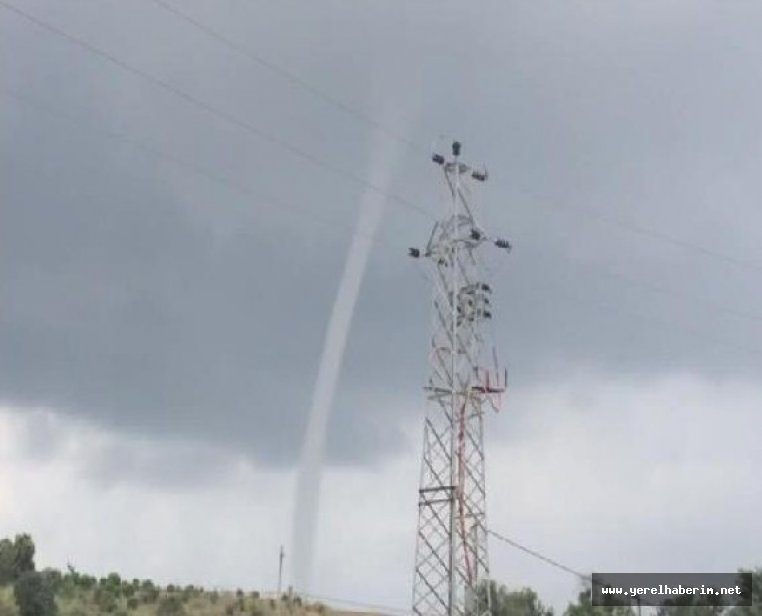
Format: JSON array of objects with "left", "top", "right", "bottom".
[
  {"left": 0, "top": 535, "right": 36, "bottom": 585},
  {"left": 250, "top": 603, "right": 265, "bottom": 616},
  {"left": 94, "top": 589, "right": 118, "bottom": 613},
  {"left": 0, "top": 587, "right": 20, "bottom": 616},
  {"left": 156, "top": 595, "right": 186, "bottom": 616},
  {"left": 39, "top": 571, "right": 61, "bottom": 595},
  {"left": 141, "top": 584, "right": 159, "bottom": 604},
  {"left": 13, "top": 571, "right": 57, "bottom": 616}
]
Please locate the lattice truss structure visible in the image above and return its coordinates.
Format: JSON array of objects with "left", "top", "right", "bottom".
[{"left": 410, "top": 142, "right": 509, "bottom": 616}]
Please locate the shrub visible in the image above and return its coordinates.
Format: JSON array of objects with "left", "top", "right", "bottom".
[
  {"left": 250, "top": 603, "right": 265, "bottom": 616},
  {"left": 143, "top": 589, "right": 160, "bottom": 603},
  {"left": 39, "top": 570, "right": 61, "bottom": 595},
  {"left": 0, "top": 535, "right": 36, "bottom": 585},
  {"left": 13, "top": 571, "right": 57, "bottom": 616},
  {"left": 156, "top": 595, "right": 186, "bottom": 616},
  {"left": 94, "top": 589, "right": 118, "bottom": 613}
]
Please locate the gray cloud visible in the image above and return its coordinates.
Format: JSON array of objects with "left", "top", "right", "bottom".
[{"left": 2, "top": 0, "right": 762, "bottom": 477}]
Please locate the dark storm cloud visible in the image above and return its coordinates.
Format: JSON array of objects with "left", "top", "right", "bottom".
[{"left": 2, "top": 0, "right": 762, "bottom": 476}]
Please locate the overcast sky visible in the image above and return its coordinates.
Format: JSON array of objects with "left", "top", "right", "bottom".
[{"left": 1, "top": 0, "right": 761, "bottom": 612}]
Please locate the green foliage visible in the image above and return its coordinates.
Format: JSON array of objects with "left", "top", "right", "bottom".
[
  {"left": 250, "top": 602, "right": 265, "bottom": 616},
  {"left": 726, "top": 568, "right": 762, "bottom": 616},
  {"left": 13, "top": 571, "right": 57, "bottom": 616},
  {"left": 93, "top": 586, "right": 118, "bottom": 613},
  {"left": 656, "top": 607, "right": 725, "bottom": 616},
  {"left": 141, "top": 584, "right": 160, "bottom": 604},
  {"left": 38, "top": 571, "right": 61, "bottom": 596},
  {"left": 563, "top": 588, "right": 634, "bottom": 616},
  {"left": 156, "top": 595, "right": 186, "bottom": 616},
  {"left": 484, "top": 580, "right": 554, "bottom": 616},
  {"left": 0, "top": 535, "right": 36, "bottom": 585},
  {"left": 655, "top": 585, "right": 725, "bottom": 616},
  {"left": 2, "top": 532, "right": 754, "bottom": 616}
]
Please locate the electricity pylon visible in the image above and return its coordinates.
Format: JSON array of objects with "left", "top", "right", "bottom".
[{"left": 409, "top": 141, "right": 509, "bottom": 616}]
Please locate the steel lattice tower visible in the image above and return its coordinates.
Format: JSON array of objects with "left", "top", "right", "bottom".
[{"left": 410, "top": 142, "right": 509, "bottom": 616}]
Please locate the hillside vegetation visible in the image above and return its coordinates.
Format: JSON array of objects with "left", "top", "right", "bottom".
[
  {"left": 0, "top": 534, "right": 759, "bottom": 615},
  {"left": 0, "top": 534, "right": 333, "bottom": 616}
]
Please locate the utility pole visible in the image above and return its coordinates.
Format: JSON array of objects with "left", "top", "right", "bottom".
[
  {"left": 277, "top": 545, "right": 285, "bottom": 597},
  {"left": 410, "top": 141, "right": 510, "bottom": 616}
]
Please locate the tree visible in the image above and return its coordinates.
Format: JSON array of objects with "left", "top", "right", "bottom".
[
  {"left": 0, "top": 536, "right": 36, "bottom": 585},
  {"left": 656, "top": 607, "right": 724, "bottom": 616},
  {"left": 655, "top": 569, "right": 761, "bottom": 616},
  {"left": 0, "top": 540, "right": 15, "bottom": 584},
  {"left": 482, "top": 580, "right": 554, "bottom": 616},
  {"left": 727, "top": 568, "right": 762, "bottom": 616},
  {"left": 655, "top": 592, "right": 724, "bottom": 616},
  {"left": 564, "top": 588, "right": 634, "bottom": 616},
  {"left": 13, "top": 572, "right": 57, "bottom": 616},
  {"left": 11, "top": 537, "right": 34, "bottom": 579}
]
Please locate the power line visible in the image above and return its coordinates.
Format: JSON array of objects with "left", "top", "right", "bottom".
[
  {"left": 293, "top": 531, "right": 597, "bottom": 612},
  {"left": 141, "top": 0, "right": 762, "bottom": 281},
  {"left": 487, "top": 529, "right": 591, "bottom": 583},
  {"left": 585, "top": 260, "right": 762, "bottom": 327},
  {"left": 1, "top": 88, "right": 379, "bottom": 244},
  {"left": 7, "top": 87, "right": 762, "bottom": 365},
  {"left": 0, "top": 0, "right": 434, "bottom": 222},
  {"left": 544, "top": 276, "right": 762, "bottom": 361},
  {"left": 146, "top": 0, "right": 426, "bottom": 155},
  {"left": 293, "top": 590, "right": 411, "bottom": 616},
  {"left": 488, "top": 530, "right": 646, "bottom": 613},
  {"left": 555, "top": 200, "right": 762, "bottom": 276},
  {"left": 5, "top": 0, "right": 762, "bottom": 358},
  {"left": 7, "top": 0, "right": 762, "bottom": 282}
]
